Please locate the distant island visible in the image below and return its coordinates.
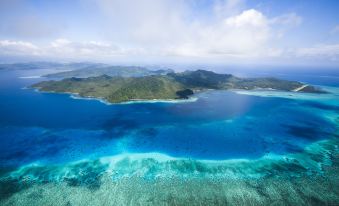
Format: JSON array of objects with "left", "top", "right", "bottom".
[
  {"left": 0, "top": 62, "right": 105, "bottom": 71},
  {"left": 43, "top": 65, "right": 174, "bottom": 78},
  {"left": 0, "top": 62, "right": 173, "bottom": 77},
  {"left": 31, "top": 70, "right": 325, "bottom": 103}
]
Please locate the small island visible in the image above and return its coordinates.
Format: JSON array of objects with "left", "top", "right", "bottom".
[{"left": 31, "top": 70, "right": 325, "bottom": 103}]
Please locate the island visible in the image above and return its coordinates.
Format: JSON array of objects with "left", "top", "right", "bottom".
[
  {"left": 31, "top": 70, "right": 325, "bottom": 103},
  {"left": 0, "top": 62, "right": 105, "bottom": 71},
  {"left": 43, "top": 65, "right": 173, "bottom": 78}
]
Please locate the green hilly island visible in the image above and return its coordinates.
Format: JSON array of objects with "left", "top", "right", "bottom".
[{"left": 32, "top": 70, "right": 324, "bottom": 103}]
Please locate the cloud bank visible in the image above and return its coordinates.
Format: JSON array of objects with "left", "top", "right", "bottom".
[{"left": 0, "top": 0, "right": 338, "bottom": 65}]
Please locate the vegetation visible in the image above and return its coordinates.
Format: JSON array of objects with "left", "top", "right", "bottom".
[
  {"left": 176, "top": 89, "right": 194, "bottom": 99},
  {"left": 32, "top": 70, "right": 324, "bottom": 103},
  {"left": 44, "top": 66, "right": 173, "bottom": 78}
]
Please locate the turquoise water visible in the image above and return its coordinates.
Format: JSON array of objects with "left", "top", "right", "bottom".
[{"left": 0, "top": 69, "right": 338, "bottom": 205}]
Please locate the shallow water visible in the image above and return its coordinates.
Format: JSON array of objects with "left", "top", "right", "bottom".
[{"left": 0, "top": 69, "right": 338, "bottom": 205}]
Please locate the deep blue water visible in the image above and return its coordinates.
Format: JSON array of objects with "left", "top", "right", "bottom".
[{"left": 0, "top": 69, "right": 338, "bottom": 168}]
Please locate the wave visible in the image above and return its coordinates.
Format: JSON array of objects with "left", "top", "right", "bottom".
[
  {"left": 18, "top": 76, "right": 42, "bottom": 79},
  {"left": 70, "top": 94, "right": 198, "bottom": 105}
]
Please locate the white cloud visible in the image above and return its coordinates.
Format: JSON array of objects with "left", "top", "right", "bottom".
[
  {"left": 49, "top": 39, "right": 129, "bottom": 60},
  {"left": 86, "top": 1, "right": 271, "bottom": 57},
  {"left": 225, "top": 9, "right": 267, "bottom": 27},
  {"left": 0, "top": 6, "right": 274, "bottom": 60},
  {"left": 213, "top": 0, "right": 245, "bottom": 18},
  {"left": 93, "top": 0, "right": 190, "bottom": 46},
  {"left": 0, "top": 40, "right": 40, "bottom": 56},
  {"left": 270, "top": 13, "right": 302, "bottom": 38},
  {"left": 85, "top": 0, "right": 302, "bottom": 60},
  {"left": 166, "top": 9, "right": 270, "bottom": 58},
  {"left": 49, "top": 39, "right": 120, "bottom": 57},
  {"left": 0, "top": 0, "right": 315, "bottom": 63},
  {"left": 270, "top": 13, "right": 302, "bottom": 27},
  {"left": 296, "top": 44, "right": 339, "bottom": 61},
  {"left": 50, "top": 39, "right": 72, "bottom": 48},
  {"left": 0, "top": 39, "right": 126, "bottom": 60}
]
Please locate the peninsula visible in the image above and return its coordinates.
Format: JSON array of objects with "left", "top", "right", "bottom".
[{"left": 31, "top": 70, "right": 324, "bottom": 103}]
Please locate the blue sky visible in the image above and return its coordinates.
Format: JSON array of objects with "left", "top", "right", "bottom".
[{"left": 0, "top": 0, "right": 338, "bottom": 66}]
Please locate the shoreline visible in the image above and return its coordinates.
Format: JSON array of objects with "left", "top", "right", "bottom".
[
  {"left": 29, "top": 83, "right": 335, "bottom": 106},
  {"left": 31, "top": 87, "right": 199, "bottom": 105},
  {"left": 69, "top": 93, "right": 199, "bottom": 105}
]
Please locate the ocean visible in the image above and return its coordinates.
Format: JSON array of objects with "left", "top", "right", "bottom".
[{"left": 0, "top": 68, "right": 338, "bottom": 205}]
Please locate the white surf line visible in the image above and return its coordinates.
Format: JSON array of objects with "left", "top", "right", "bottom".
[
  {"left": 19, "top": 76, "right": 41, "bottom": 79},
  {"left": 293, "top": 84, "right": 308, "bottom": 92}
]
